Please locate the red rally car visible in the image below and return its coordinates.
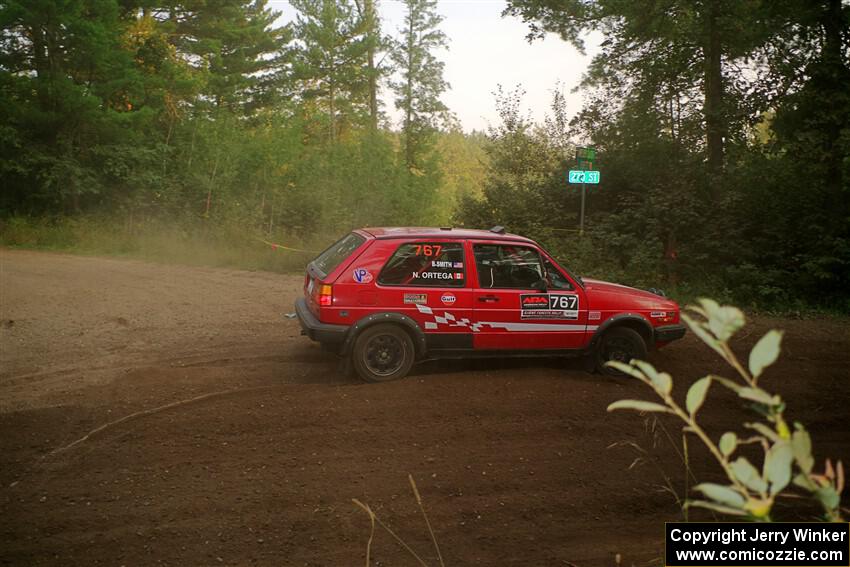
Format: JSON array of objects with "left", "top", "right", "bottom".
[{"left": 295, "top": 226, "right": 686, "bottom": 382}]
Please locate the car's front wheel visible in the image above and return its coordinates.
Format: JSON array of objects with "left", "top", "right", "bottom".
[
  {"left": 596, "top": 327, "right": 648, "bottom": 376},
  {"left": 351, "top": 324, "right": 415, "bottom": 382}
]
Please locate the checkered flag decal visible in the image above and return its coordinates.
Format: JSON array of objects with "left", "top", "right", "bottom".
[{"left": 416, "top": 304, "right": 475, "bottom": 331}]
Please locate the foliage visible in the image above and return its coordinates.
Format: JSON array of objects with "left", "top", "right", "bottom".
[
  {"left": 0, "top": 0, "right": 463, "bottom": 243},
  {"left": 0, "top": 0, "right": 848, "bottom": 312},
  {"left": 292, "top": 0, "right": 372, "bottom": 141},
  {"left": 390, "top": 0, "right": 449, "bottom": 170},
  {"left": 456, "top": 86, "right": 570, "bottom": 237},
  {"left": 432, "top": 128, "right": 488, "bottom": 223},
  {"left": 607, "top": 299, "right": 845, "bottom": 521},
  {"left": 0, "top": 214, "right": 319, "bottom": 273}
]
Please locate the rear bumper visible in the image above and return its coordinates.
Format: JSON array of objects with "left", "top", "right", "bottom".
[
  {"left": 654, "top": 324, "right": 686, "bottom": 343},
  {"left": 295, "top": 298, "right": 348, "bottom": 344}
]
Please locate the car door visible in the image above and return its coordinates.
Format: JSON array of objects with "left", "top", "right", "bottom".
[
  {"left": 375, "top": 240, "right": 473, "bottom": 351},
  {"left": 470, "top": 241, "right": 588, "bottom": 350}
]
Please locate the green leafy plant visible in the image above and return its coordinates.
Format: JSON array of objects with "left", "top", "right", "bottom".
[{"left": 607, "top": 298, "right": 845, "bottom": 521}]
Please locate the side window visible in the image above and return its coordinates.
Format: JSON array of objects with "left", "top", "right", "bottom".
[
  {"left": 543, "top": 256, "right": 574, "bottom": 290},
  {"left": 378, "top": 242, "right": 466, "bottom": 287},
  {"left": 312, "top": 232, "right": 366, "bottom": 277},
  {"left": 473, "top": 244, "right": 544, "bottom": 289}
]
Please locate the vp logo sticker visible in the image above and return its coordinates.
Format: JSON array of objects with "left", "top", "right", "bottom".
[{"left": 352, "top": 268, "right": 373, "bottom": 284}]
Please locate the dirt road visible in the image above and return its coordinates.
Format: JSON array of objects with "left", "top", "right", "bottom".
[{"left": 1, "top": 249, "right": 848, "bottom": 566}]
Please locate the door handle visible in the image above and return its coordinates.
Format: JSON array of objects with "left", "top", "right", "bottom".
[{"left": 478, "top": 295, "right": 499, "bottom": 303}]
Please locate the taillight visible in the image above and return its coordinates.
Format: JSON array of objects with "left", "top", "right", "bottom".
[{"left": 318, "top": 284, "right": 333, "bottom": 306}]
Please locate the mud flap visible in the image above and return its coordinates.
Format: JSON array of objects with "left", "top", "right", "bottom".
[
  {"left": 337, "top": 355, "right": 353, "bottom": 378},
  {"left": 581, "top": 352, "right": 598, "bottom": 374}
]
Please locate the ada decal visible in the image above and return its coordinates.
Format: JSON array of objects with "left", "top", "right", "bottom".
[
  {"left": 404, "top": 293, "right": 427, "bottom": 305},
  {"left": 441, "top": 292, "right": 456, "bottom": 305},
  {"left": 520, "top": 293, "right": 579, "bottom": 320},
  {"left": 352, "top": 268, "right": 373, "bottom": 284}
]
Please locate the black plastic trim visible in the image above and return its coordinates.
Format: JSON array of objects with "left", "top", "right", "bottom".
[
  {"left": 295, "top": 298, "right": 348, "bottom": 344},
  {"left": 425, "top": 333, "right": 473, "bottom": 350},
  {"left": 421, "top": 348, "right": 585, "bottom": 361},
  {"left": 588, "top": 314, "right": 654, "bottom": 349},
  {"left": 654, "top": 324, "right": 686, "bottom": 343},
  {"left": 341, "top": 312, "right": 428, "bottom": 358}
]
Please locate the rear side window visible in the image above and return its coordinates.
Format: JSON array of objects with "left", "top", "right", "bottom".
[
  {"left": 474, "top": 244, "right": 544, "bottom": 289},
  {"left": 378, "top": 242, "right": 466, "bottom": 287},
  {"left": 312, "top": 233, "right": 365, "bottom": 277}
]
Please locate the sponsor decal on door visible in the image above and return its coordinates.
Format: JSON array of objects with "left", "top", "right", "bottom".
[
  {"left": 520, "top": 293, "right": 579, "bottom": 320},
  {"left": 414, "top": 303, "right": 594, "bottom": 333}
]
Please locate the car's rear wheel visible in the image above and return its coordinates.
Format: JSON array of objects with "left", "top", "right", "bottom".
[
  {"left": 352, "top": 324, "right": 415, "bottom": 382},
  {"left": 596, "top": 327, "right": 648, "bottom": 376}
]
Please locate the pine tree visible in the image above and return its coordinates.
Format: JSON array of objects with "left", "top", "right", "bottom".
[
  {"left": 157, "top": 0, "right": 292, "bottom": 115},
  {"left": 0, "top": 0, "right": 153, "bottom": 212},
  {"left": 291, "top": 0, "right": 371, "bottom": 142},
  {"left": 390, "top": 0, "right": 448, "bottom": 170},
  {"left": 353, "top": 0, "right": 383, "bottom": 130},
  {"left": 503, "top": 0, "right": 781, "bottom": 189}
]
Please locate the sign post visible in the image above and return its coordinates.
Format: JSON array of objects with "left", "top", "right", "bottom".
[
  {"left": 580, "top": 178, "right": 586, "bottom": 236},
  {"left": 569, "top": 148, "right": 600, "bottom": 236}
]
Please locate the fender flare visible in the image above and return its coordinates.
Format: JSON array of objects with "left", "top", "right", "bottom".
[
  {"left": 588, "top": 313, "right": 654, "bottom": 350},
  {"left": 341, "top": 312, "right": 428, "bottom": 359}
]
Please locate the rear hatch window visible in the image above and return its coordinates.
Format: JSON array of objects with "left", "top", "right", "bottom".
[{"left": 311, "top": 232, "right": 366, "bottom": 279}]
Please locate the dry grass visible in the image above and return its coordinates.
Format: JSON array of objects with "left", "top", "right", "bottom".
[
  {"left": 352, "top": 475, "right": 445, "bottom": 567},
  {"left": 0, "top": 215, "right": 328, "bottom": 273}
]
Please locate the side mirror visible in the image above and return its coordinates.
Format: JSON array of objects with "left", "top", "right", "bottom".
[{"left": 530, "top": 278, "right": 548, "bottom": 292}]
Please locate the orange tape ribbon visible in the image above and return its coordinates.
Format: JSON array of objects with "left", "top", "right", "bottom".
[{"left": 255, "top": 237, "right": 318, "bottom": 254}]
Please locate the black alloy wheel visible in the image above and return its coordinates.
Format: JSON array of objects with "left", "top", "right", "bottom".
[
  {"left": 352, "top": 324, "right": 415, "bottom": 382},
  {"left": 597, "top": 327, "right": 648, "bottom": 376}
]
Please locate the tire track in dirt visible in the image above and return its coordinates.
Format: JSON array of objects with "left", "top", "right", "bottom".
[{"left": 1, "top": 249, "right": 848, "bottom": 566}]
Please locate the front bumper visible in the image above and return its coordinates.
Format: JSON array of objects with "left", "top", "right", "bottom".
[
  {"left": 654, "top": 324, "right": 687, "bottom": 343},
  {"left": 295, "top": 298, "right": 348, "bottom": 344}
]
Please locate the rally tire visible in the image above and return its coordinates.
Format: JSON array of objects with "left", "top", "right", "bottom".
[
  {"left": 351, "top": 324, "right": 415, "bottom": 383},
  {"left": 596, "top": 327, "right": 648, "bottom": 376}
]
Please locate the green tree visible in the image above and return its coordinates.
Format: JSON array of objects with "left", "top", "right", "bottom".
[
  {"left": 390, "top": 0, "right": 448, "bottom": 170},
  {"left": 0, "top": 0, "right": 161, "bottom": 213},
  {"left": 291, "top": 0, "right": 371, "bottom": 142},
  {"left": 734, "top": 0, "right": 850, "bottom": 305},
  {"left": 457, "top": 87, "right": 570, "bottom": 237},
  {"left": 433, "top": 127, "right": 488, "bottom": 223},
  {"left": 353, "top": 0, "right": 386, "bottom": 131},
  {"left": 503, "top": 0, "right": 782, "bottom": 188},
  {"left": 152, "top": 0, "right": 292, "bottom": 115}
]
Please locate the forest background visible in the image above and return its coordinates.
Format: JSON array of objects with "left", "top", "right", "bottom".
[{"left": 1, "top": 0, "right": 848, "bottom": 312}]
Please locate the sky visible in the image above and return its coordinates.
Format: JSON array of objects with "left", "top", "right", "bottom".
[{"left": 269, "top": 0, "right": 601, "bottom": 133}]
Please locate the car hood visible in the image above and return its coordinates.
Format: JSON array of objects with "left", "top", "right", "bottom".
[{"left": 582, "top": 278, "right": 678, "bottom": 310}]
